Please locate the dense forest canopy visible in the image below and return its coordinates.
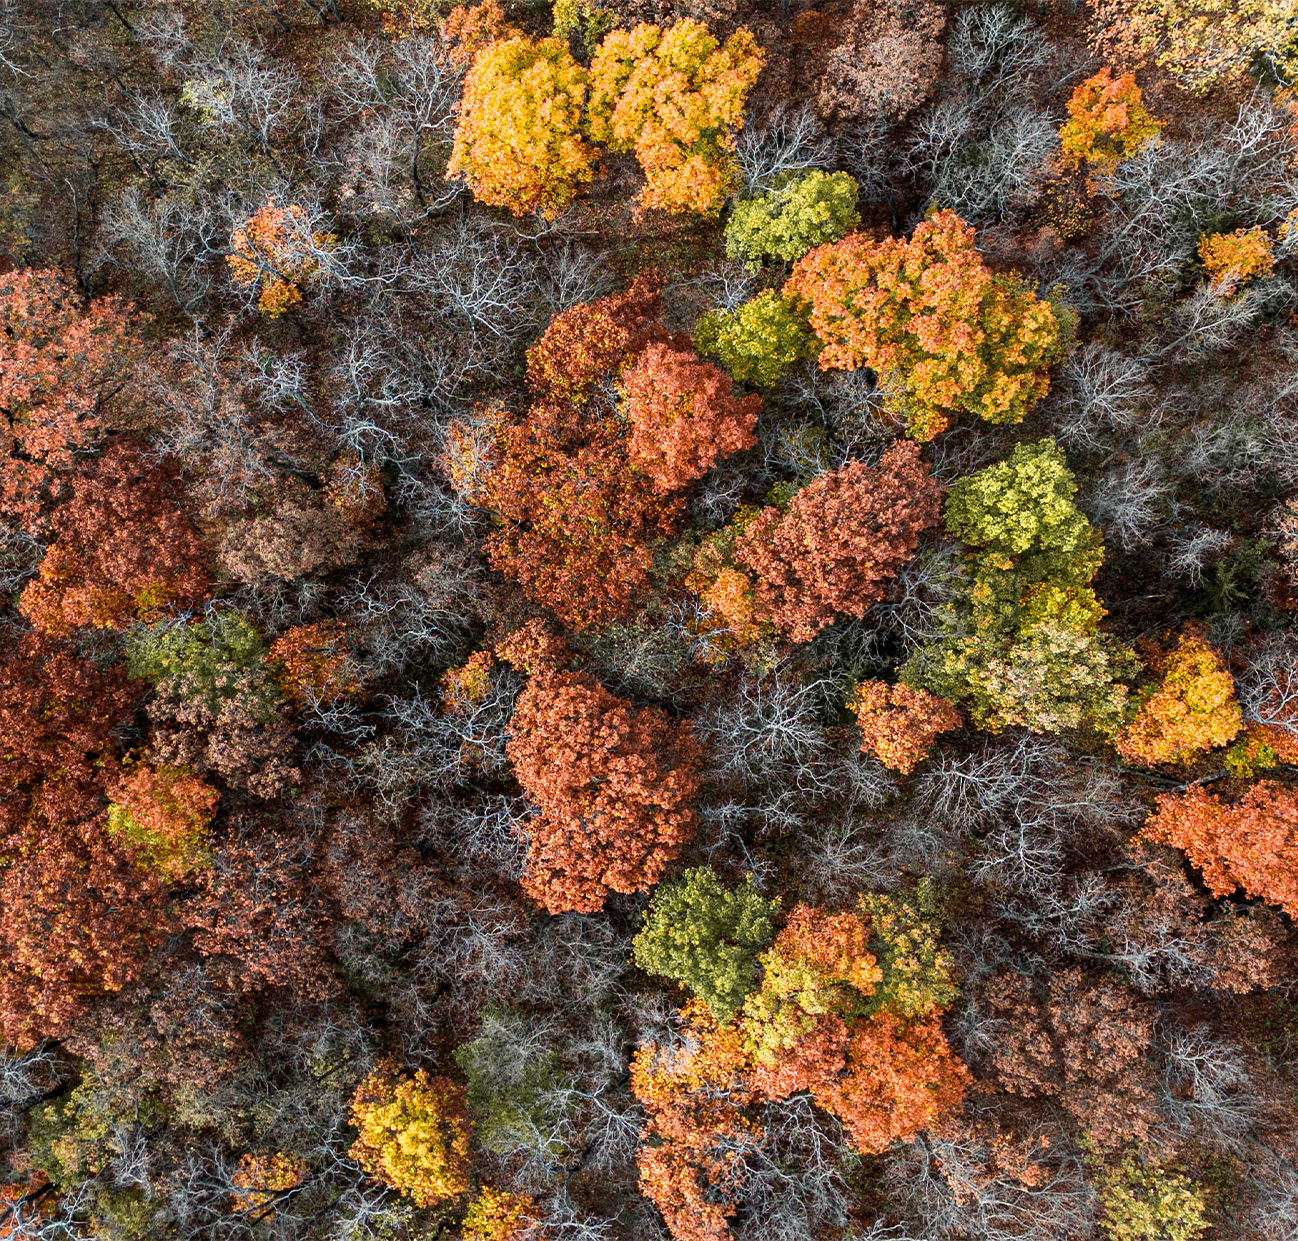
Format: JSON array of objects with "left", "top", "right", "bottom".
[{"left": 1, "top": 1, "right": 1298, "bottom": 1239}]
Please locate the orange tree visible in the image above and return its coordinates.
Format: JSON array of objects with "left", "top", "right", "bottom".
[
  {"left": 1115, "top": 633, "right": 1242, "bottom": 766},
  {"left": 847, "top": 680, "right": 962, "bottom": 774},
  {"left": 1199, "top": 227, "right": 1275, "bottom": 294},
  {"left": 0, "top": 268, "right": 141, "bottom": 521},
  {"left": 622, "top": 342, "right": 760, "bottom": 491},
  {"left": 783, "top": 209, "right": 1064, "bottom": 440},
  {"left": 733, "top": 441, "right": 944, "bottom": 642},
  {"left": 1059, "top": 67, "right": 1162, "bottom": 175},
  {"left": 587, "top": 19, "right": 764, "bottom": 215},
  {"left": 1141, "top": 781, "right": 1298, "bottom": 917},
  {"left": 227, "top": 199, "right": 337, "bottom": 317},
  {"left": 448, "top": 35, "right": 597, "bottom": 217},
  {"left": 105, "top": 764, "right": 219, "bottom": 882},
  {"left": 505, "top": 668, "right": 702, "bottom": 914}
]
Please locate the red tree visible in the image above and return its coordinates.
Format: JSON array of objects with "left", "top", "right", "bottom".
[
  {"left": 19, "top": 444, "right": 209, "bottom": 636},
  {"left": 0, "top": 269, "right": 142, "bottom": 520},
  {"left": 735, "top": 441, "right": 943, "bottom": 641},
  {"left": 1141, "top": 781, "right": 1298, "bottom": 917},
  {"left": 506, "top": 670, "right": 702, "bottom": 913},
  {"left": 622, "top": 343, "right": 760, "bottom": 491}
]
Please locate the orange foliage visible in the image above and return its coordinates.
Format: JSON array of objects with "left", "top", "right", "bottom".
[
  {"left": 1059, "top": 68, "right": 1162, "bottom": 174},
  {"left": 622, "top": 343, "right": 760, "bottom": 491},
  {"left": 847, "top": 680, "right": 962, "bottom": 774},
  {"left": 268, "top": 621, "right": 359, "bottom": 705},
  {"left": 506, "top": 670, "right": 702, "bottom": 913},
  {"left": 227, "top": 199, "right": 337, "bottom": 317},
  {"left": 734, "top": 441, "right": 943, "bottom": 642},
  {"left": 19, "top": 445, "right": 209, "bottom": 636},
  {"left": 230, "top": 1152, "right": 308, "bottom": 1214},
  {"left": 448, "top": 36, "right": 597, "bottom": 218},
  {"left": 1142, "top": 781, "right": 1298, "bottom": 917},
  {"left": 106, "top": 763, "right": 219, "bottom": 881},
  {"left": 1115, "top": 635, "right": 1242, "bottom": 766},
  {"left": 784, "top": 210, "right": 1061, "bottom": 439},
  {"left": 0, "top": 268, "right": 141, "bottom": 520},
  {"left": 443, "top": 0, "right": 520, "bottom": 64}
]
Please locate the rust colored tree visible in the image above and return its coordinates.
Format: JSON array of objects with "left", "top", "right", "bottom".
[
  {"left": 0, "top": 269, "right": 142, "bottom": 520},
  {"left": 735, "top": 441, "right": 943, "bottom": 642},
  {"left": 506, "top": 670, "right": 702, "bottom": 913},
  {"left": 268, "top": 620, "right": 359, "bottom": 705},
  {"left": 622, "top": 343, "right": 760, "bottom": 492},
  {"left": 1141, "top": 781, "right": 1298, "bottom": 917},
  {"left": 19, "top": 444, "right": 209, "bottom": 637},
  {"left": 847, "top": 680, "right": 962, "bottom": 774}
]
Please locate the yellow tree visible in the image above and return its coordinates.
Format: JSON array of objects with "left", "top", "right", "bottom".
[
  {"left": 1058, "top": 68, "right": 1162, "bottom": 175},
  {"left": 587, "top": 19, "right": 764, "bottom": 215},
  {"left": 448, "top": 36, "right": 597, "bottom": 217}
]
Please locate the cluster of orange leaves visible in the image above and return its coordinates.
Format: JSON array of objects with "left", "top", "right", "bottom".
[
  {"left": 0, "top": 268, "right": 139, "bottom": 520},
  {"left": 230, "top": 1152, "right": 308, "bottom": 1215},
  {"left": 1059, "top": 67, "right": 1162, "bottom": 175},
  {"left": 268, "top": 621, "right": 359, "bottom": 705},
  {"left": 847, "top": 680, "right": 962, "bottom": 774},
  {"left": 1142, "top": 781, "right": 1298, "bottom": 917},
  {"left": 1198, "top": 226, "right": 1275, "bottom": 295},
  {"left": 348, "top": 1064, "right": 473, "bottom": 1208},
  {"left": 632, "top": 904, "right": 968, "bottom": 1241},
  {"left": 1115, "top": 634, "right": 1242, "bottom": 766},
  {"left": 622, "top": 343, "right": 759, "bottom": 491},
  {"left": 733, "top": 441, "right": 943, "bottom": 642},
  {"left": 227, "top": 199, "right": 337, "bottom": 317},
  {"left": 785, "top": 210, "right": 1061, "bottom": 440},
  {"left": 443, "top": 0, "right": 520, "bottom": 63},
  {"left": 505, "top": 667, "right": 702, "bottom": 914},
  {"left": 106, "top": 763, "right": 220, "bottom": 881}
]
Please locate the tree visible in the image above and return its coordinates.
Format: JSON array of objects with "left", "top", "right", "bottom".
[
  {"left": 105, "top": 764, "right": 219, "bottom": 881},
  {"left": 908, "top": 439, "right": 1136, "bottom": 735},
  {"left": 443, "top": 0, "right": 521, "bottom": 62},
  {"left": 621, "top": 343, "right": 760, "bottom": 491},
  {"left": 1087, "top": 0, "right": 1297, "bottom": 92},
  {"left": 1115, "top": 635, "right": 1241, "bottom": 766},
  {"left": 348, "top": 1065, "right": 473, "bottom": 1207},
  {"left": 0, "top": 269, "right": 141, "bottom": 520},
  {"left": 462, "top": 1188, "right": 535, "bottom": 1241},
  {"left": 1141, "top": 782, "right": 1298, "bottom": 917},
  {"left": 784, "top": 210, "right": 1063, "bottom": 440},
  {"left": 18, "top": 444, "right": 209, "bottom": 637},
  {"left": 447, "top": 36, "right": 597, "bottom": 218},
  {"left": 693, "top": 290, "right": 817, "bottom": 387},
  {"left": 1198, "top": 227, "right": 1274, "bottom": 295},
  {"left": 587, "top": 20, "right": 764, "bottom": 215},
  {"left": 633, "top": 868, "right": 778, "bottom": 1024},
  {"left": 226, "top": 199, "right": 338, "bottom": 317},
  {"left": 267, "top": 621, "right": 359, "bottom": 705},
  {"left": 847, "top": 680, "right": 961, "bottom": 774},
  {"left": 1099, "top": 1155, "right": 1209, "bottom": 1241},
  {"left": 506, "top": 670, "right": 702, "bottom": 913},
  {"left": 483, "top": 278, "right": 685, "bottom": 627},
  {"left": 1059, "top": 68, "right": 1162, "bottom": 174},
  {"left": 734, "top": 441, "right": 943, "bottom": 642},
  {"left": 724, "top": 171, "right": 860, "bottom": 269}
]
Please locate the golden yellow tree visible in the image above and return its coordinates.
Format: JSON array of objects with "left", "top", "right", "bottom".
[{"left": 448, "top": 36, "right": 597, "bottom": 217}]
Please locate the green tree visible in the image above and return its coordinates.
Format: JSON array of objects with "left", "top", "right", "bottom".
[
  {"left": 905, "top": 440, "right": 1134, "bottom": 734},
  {"left": 725, "top": 171, "right": 860, "bottom": 269},
  {"left": 694, "top": 290, "right": 816, "bottom": 387},
  {"left": 858, "top": 881, "right": 956, "bottom": 1020},
  {"left": 1099, "top": 1156, "right": 1209, "bottom": 1241},
  {"left": 633, "top": 868, "right": 779, "bottom": 1024}
]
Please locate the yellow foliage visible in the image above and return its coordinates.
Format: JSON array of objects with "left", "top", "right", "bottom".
[
  {"left": 448, "top": 36, "right": 598, "bottom": 217},
  {"left": 1059, "top": 68, "right": 1162, "bottom": 175},
  {"left": 348, "top": 1066, "right": 473, "bottom": 1207},
  {"left": 462, "top": 1187, "right": 535, "bottom": 1241},
  {"left": 1198, "top": 227, "right": 1274, "bottom": 295},
  {"left": 588, "top": 20, "right": 764, "bottom": 215},
  {"left": 226, "top": 199, "right": 336, "bottom": 317}
]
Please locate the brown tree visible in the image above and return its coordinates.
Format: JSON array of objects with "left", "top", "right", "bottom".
[
  {"left": 735, "top": 442, "right": 943, "bottom": 641},
  {"left": 0, "top": 269, "right": 142, "bottom": 520},
  {"left": 622, "top": 343, "right": 760, "bottom": 492},
  {"left": 506, "top": 670, "right": 702, "bottom": 914},
  {"left": 19, "top": 444, "right": 209, "bottom": 636}
]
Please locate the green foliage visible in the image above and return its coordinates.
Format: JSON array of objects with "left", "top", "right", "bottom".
[
  {"left": 724, "top": 171, "right": 860, "bottom": 269},
  {"left": 906, "top": 439, "right": 1135, "bottom": 734},
  {"left": 1099, "top": 1156, "right": 1209, "bottom": 1241},
  {"left": 126, "top": 612, "right": 280, "bottom": 718},
  {"left": 633, "top": 867, "right": 779, "bottom": 1023},
  {"left": 858, "top": 880, "right": 956, "bottom": 1020},
  {"left": 454, "top": 1008, "right": 572, "bottom": 1158},
  {"left": 694, "top": 290, "right": 816, "bottom": 387}
]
